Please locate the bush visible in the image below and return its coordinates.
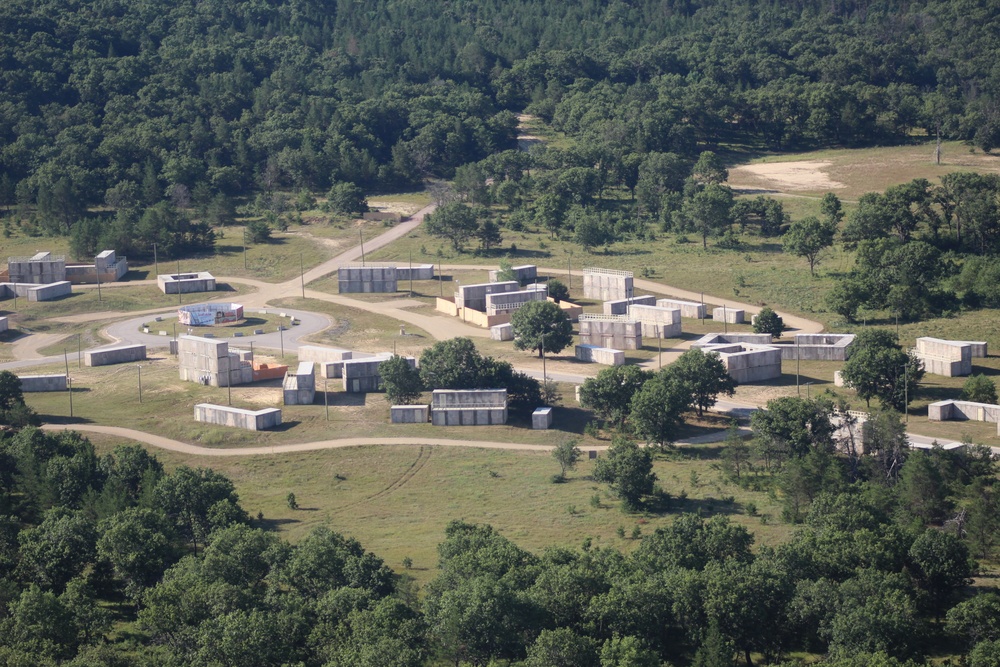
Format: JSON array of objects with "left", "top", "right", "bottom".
[
  {"left": 963, "top": 374, "right": 998, "bottom": 404},
  {"left": 753, "top": 306, "right": 784, "bottom": 337}
]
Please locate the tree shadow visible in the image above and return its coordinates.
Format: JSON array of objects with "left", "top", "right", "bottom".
[
  {"left": 269, "top": 420, "right": 300, "bottom": 432},
  {"left": 39, "top": 414, "right": 95, "bottom": 424},
  {"left": 256, "top": 517, "right": 301, "bottom": 531},
  {"left": 326, "top": 392, "right": 366, "bottom": 406}
]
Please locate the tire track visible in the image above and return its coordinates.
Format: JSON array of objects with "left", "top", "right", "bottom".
[{"left": 330, "top": 445, "right": 432, "bottom": 515}]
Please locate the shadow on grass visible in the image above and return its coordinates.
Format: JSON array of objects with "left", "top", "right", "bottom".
[
  {"left": 326, "top": 392, "right": 366, "bottom": 407},
  {"left": 257, "top": 517, "right": 302, "bottom": 531},
  {"left": 213, "top": 239, "right": 288, "bottom": 256},
  {"left": 40, "top": 415, "right": 95, "bottom": 425},
  {"left": 269, "top": 420, "right": 300, "bottom": 432}
]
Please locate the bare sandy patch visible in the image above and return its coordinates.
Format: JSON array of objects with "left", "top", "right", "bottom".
[
  {"left": 367, "top": 200, "right": 424, "bottom": 216},
  {"left": 731, "top": 160, "right": 845, "bottom": 191}
]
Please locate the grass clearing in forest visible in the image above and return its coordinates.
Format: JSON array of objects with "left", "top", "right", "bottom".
[{"left": 85, "top": 435, "right": 792, "bottom": 586}]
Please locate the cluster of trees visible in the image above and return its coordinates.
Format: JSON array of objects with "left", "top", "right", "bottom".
[
  {"left": 0, "top": 423, "right": 426, "bottom": 666},
  {"left": 828, "top": 174, "right": 1000, "bottom": 321},
  {"left": 379, "top": 337, "right": 542, "bottom": 417},
  {"left": 3, "top": 382, "right": 1000, "bottom": 665},
  {"left": 580, "top": 349, "right": 736, "bottom": 457},
  {"left": 8, "top": 0, "right": 1000, "bottom": 259}
]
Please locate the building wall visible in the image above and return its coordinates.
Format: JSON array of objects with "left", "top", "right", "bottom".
[
  {"left": 604, "top": 295, "right": 656, "bottom": 316},
  {"left": 194, "top": 404, "right": 282, "bottom": 430},
  {"left": 84, "top": 344, "right": 147, "bottom": 367},
  {"left": 578, "top": 316, "right": 642, "bottom": 350},
  {"left": 627, "top": 304, "right": 682, "bottom": 338},
  {"left": 18, "top": 374, "right": 67, "bottom": 392},
  {"left": 655, "top": 298, "right": 706, "bottom": 319},
  {"left": 575, "top": 344, "right": 624, "bottom": 366},
  {"left": 712, "top": 306, "right": 745, "bottom": 324},
  {"left": 27, "top": 281, "right": 72, "bottom": 301},
  {"left": 582, "top": 268, "right": 633, "bottom": 301},
  {"left": 337, "top": 266, "right": 397, "bottom": 293}
]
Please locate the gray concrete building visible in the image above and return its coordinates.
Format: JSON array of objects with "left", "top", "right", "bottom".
[
  {"left": 488, "top": 265, "right": 537, "bottom": 284},
  {"left": 490, "top": 323, "right": 514, "bottom": 341},
  {"left": 656, "top": 298, "right": 706, "bottom": 319},
  {"left": 298, "top": 345, "right": 353, "bottom": 378},
  {"left": 773, "top": 333, "right": 856, "bottom": 361},
  {"left": 342, "top": 354, "right": 413, "bottom": 393},
  {"left": 928, "top": 399, "right": 1000, "bottom": 423},
  {"left": 578, "top": 314, "right": 642, "bottom": 350},
  {"left": 84, "top": 344, "right": 147, "bottom": 367},
  {"left": 915, "top": 337, "right": 973, "bottom": 377},
  {"left": 692, "top": 332, "right": 774, "bottom": 348},
  {"left": 178, "top": 335, "right": 253, "bottom": 387},
  {"left": 7, "top": 252, "right": 65, "bottom": 283},
  {"left": 627, "top": 304, "right": 682, "bottom": 338},
  {"left": 700, "top": 343, "right": 782, "bottom": 383},
  {"left": 575, "top": 344, "right": 625, "bottom": 366},
  {"left": 486, "top": 285, "right": 548, "bottom": 315},
  {"left": 603, "top": 295, "right": 656, "bottom": 316},
  {"left": 194, "top": 404, "right": 282, "bottom": 430},
  {"left": 532, "top": 407, "right": 553, "bottom": 430},
  {"left": 17, "top": 374, "right": 67, "bottom": 392},
  {"left": 455, "top": 281, "right": 520, "bottom": 312},
  {"left": 582, "top": 268, "right": 633, "bottom": 301},
  {"left": 430, "top": 389, "right": 508, "bottom": 426},
  {"left": 337, "top": 265, "right": 397, "bottom": 293},
  {"left": 157, "top": 272, "right": 217, "bottom": 294},
  {"left": 712, "top": 306, "right": 745, "bottom": 324},
  {"left": 391, "top": 405, "right": 430, "bottom": 423},
  {"left": 283, "top": 362, "right": 316, "bottom": 405}
]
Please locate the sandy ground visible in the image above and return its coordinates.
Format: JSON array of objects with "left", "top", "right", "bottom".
[{"left": 731, "top": 160, "right": 845, "bottom": 191}]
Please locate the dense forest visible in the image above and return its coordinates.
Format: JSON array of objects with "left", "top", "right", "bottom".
[{"left": 3, "top": 0, "right": 1000, "bottom": 236}]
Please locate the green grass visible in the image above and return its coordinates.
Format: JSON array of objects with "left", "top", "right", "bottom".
[{"left": 85, "top": 435, "right": 791, "bottom": 586}]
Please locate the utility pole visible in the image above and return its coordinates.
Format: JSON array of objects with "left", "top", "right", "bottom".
[
  {"left": 438, "top": 262, "right": 443, "bottom": 296},
  {"left": 359, "top": 230, "right": 366, "bottom": 266},
  {"left": 137, "top": 365, "right": 142, "bottom": 403},
  {"left": 97, "top": 272, "right": 102, "bottom": 302},
  {"left": 300, "top": 251, "right": 305, "bottom": 298},
  {"left": 77, "top": 334, "right": 81, "bottom": 368},
  {"left": 324, "top": 376, "right": 329, "bottom": 421},
  {"left": 700, "top": 292, "right": 704, "bottom": 325},
  {"left": 723, "top": 304, "right": 728, "bottom": 334},
  {"left": 67, "top": 376, "right": 73, "bottom": 418},
  {"left": 64, "top": 348, "right": 69, "bottom": 376}
]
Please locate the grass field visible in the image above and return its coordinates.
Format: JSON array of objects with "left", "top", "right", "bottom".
[
  {"left": 84, "top": 434, "right": 791, "bottom": 585},
  {"left": 727, "top": 140, "right": 1000, "bottom": 200}
]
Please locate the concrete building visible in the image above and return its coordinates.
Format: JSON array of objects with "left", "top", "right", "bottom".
[
  {"left": 194, "top": 404, "right": 282, "bottom": 430},
  {"left": 0, "top": 280, "right": 73, "bottom": 302},
  {"left": 298, "top": 345, "right": 354, "bottom": 378},
  {"left": 532, "top": 407, "right": 553, "bottom": 430},
  {"left": 455, "top": 281, "right": 520, "bottom": 312},
  {"left": 575, "top": 344, "right": 625, "bottom": 366},
  {"left": 578, "top": 314, "right": 642, "bottom": 350},
  {"left": 486, "top": 284, "right": 548, "bottom": 315},
  {"left": 283, "top": 362, "right": 316, "bottom": 405},
  {"left": 17, "top": 374, "right": 67, "bottom": 392},
  {"left": 692, "top": 332, "right": 773, "bottom": 348},
  {"left": 700, "top": 343, "right": 782, "bottom": 383},
  {"left": 627, "top": 304, "right": 682, "bottom": 338},
  {"left": 395, "top": 264, "right": 435, "bottom": 281},
  {"left": 337, "top": 265, "right": 397, "bottom": 293},
  {"left": 488, "top": 265, "right": 537, "bottom": 284},
  {"left": 604, "top": 295, "right": 656, "bottom": 316},
  {"left": 7, "top": 250, "right": 127, "bottom": 284},
  {"left": 157, "top": 272, "right": 217, "bottom": 294},
  {"left": 915, "top": 337, "right": 973, "bottom": 377},
  {"left": 656, "top": 298, "right": 706, "bottom": 319},
  {"left": 490, "top": 323, "right": 514, "bottom": 341},
  {"left": 954, "top": 340, "right": 988, "bottom": 358},
  {"left": 7, "top": 252, "right": 65, "bottom": 283},
  {"left": 342, "top": 354, "right": 413, "bottom": 393},
  {"left": 84, "top": 344, "right": 147, "bottom": 367},
  {"left": 178, "top": 335, "right": 253, "bottom": 387},
  {"left": 712, "top": 306, "right": 745, "bottom": 324},
  {"left": 391, "top": 405, "right": 430, "bottom": 423},
  {"left": 773, "top": 333, "right": 857, "bottom": 361},
  {"left": 430, "top": 389, "right": 508, "bottom": 426},
  {"left": 928, "top": 399, "right": 1000, "bottom": 424},
  {"left": 582, "top": 268, "right": 633, "bottom": 301}
]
